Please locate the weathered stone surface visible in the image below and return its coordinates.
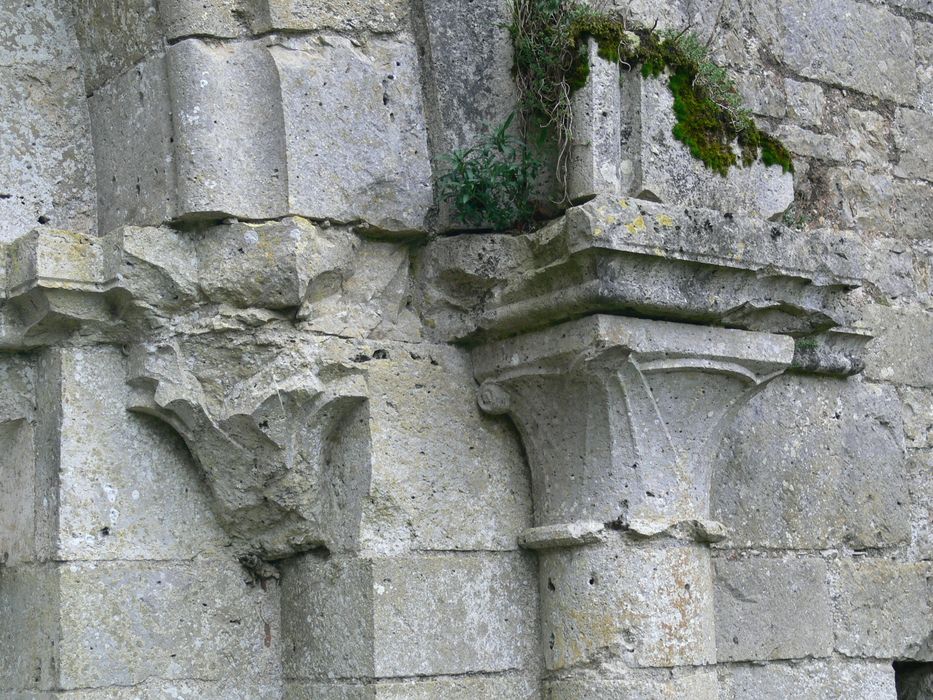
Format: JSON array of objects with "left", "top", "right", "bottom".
[
  {"left": 901, "top": 388, "right": 933, "bottom": 450},
  {"left": 714, "top": 375, "right": 910, "bottom": 550},
  {"left": 863, "top": 304, "right": 933, "bottom": 387},
  {"left": 270, "top": 35, "right": 431, "bottom": 233},
  {"left": 832, "top": 559, "right": 932, "bottom": 660},
  {"left": 285, "top": 674, "right": 538, "bottom": 700},
  {"left": 56, "top": 679, "right": 282, "bottom": 699},
  {"left": 257, "top": 0, "right": 410, "bottom": 34},
  {"left": 714, "top": 556, "right": 833, "bottom": 662},
  {"left": 0, "top": 564, "right": 58, "bottom": 692},
  {"left": 361, "top": 343, "right": 531, "bottom": 553},
  {"left": 894, "top": 179, "right": 933, "bottom": 240},
  {"left": 779, "top": 0, "right": 917, "bottom": 104},
  {"left": 907, "top": 451, "right": 933, "bottom": 560},
  {"left": 623, "top": 75, "right": 794, "bottom": 219},
  {"left": 719, "top": 659, "right": 896, "bottom": 700},
  {"left": 53, "top": 346, "right": 229, "bottom": 561},
  {"left": 282, "top": 552, "right": 538, "bottom": 679},
  {"left": 785, "top": 79, "right": 825, "bottom": 128},
  {"left": 775, "top": 125, "right": 846, "bottom": 163},
  {"left": 846, "top": 109, "right": 891, "bottom": 168},
  {"left": 0, "top": 0, "right": 96, "bottom": 242},
  {"left": 540, "top": 539, "right": 716, "bottom": 669},
  {"left": 57, "top": 560, "right": 281, "bottom": 689},
  {"left": 169, "top": 39, "right": 289, "bottom": 221},
  {"left": 543, "top": 668, "right": 719, "bottom": 700},
  {"left": 895, "top": 109, "right": 933, "bottom": 182},
  {"left": 0, "top": 419, "right": 37, "bottom": 566},
  {"left": 158, "top": 0, "right": 246, "bottom": 39},
  {"left": 735, "top": 71, "right": 787, "bottom": 119},
  {"left": 917, "top": 22, "right": 933, "bottom": 116}
]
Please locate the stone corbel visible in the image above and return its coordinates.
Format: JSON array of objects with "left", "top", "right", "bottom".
[
  {"left": 473, "top": 314, "right": 795, "bottom": 688},
  {"left": 126, "top": 341, "right": 371, "bottom": 563}
]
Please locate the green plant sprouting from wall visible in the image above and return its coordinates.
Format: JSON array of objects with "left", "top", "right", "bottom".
[
  {"left": 438, "top": 113, "right": 541, "bottom": 231},
  {"left": 440, "top": 0, "right": 793, "bottom": 230}
]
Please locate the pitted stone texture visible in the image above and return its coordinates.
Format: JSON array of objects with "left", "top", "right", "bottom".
[
  {"left": 785, "top": 79, "right": 825, "bottom": 128},
  {"left": 907, "top": 451, "right": 933, "bottom": 560},
  {"left": 0, "top": 0, "right": 96, "bottom": 242},
  {"left": 0, "top": 420, "right": 37, "bottom": 566},
  {"left": 361, "top": 343, "right": 531, "bottom": 553},
  {"left": 714, "top": 375, "right": 910, "bottom": 550},
  {"left": 714, "top": 556, "right": 832, "bottom": 662},
  {"left": 735, "top": 71, "right": 786, "bottom": 119},
  {"left": 169, "top": 39, "right": 289, "bottom": 221},
  {"left": 832, "top": 558, "right": 933, "bottom": 661},
  {"left": 285, "top": 674, "right": 538, "bottom": 699},
  {"left": 779, "top": 0, "right": 917, "bottom": 104},
  {"left": 539, "top": 540, "right": 716, "bottom": 670},
  {"left": 57, "top": 560, "right": 281, "bottom": 690},
  {"left": 863, "top": 304, "right": 933, "bottom": 387},
  {"left": 281, "top": 552, "right": 538, "bottom": 679},
  {"left": 894, "top": 179, "right": 933, "bottom": 240},
  {"left": 543, "top": 668, "right": 719, "bottom": 700},
  {"left": 621, "top": 75, "right": 793, "bottom": 219},
  {"left": 901, "top": 388, "right": 933, "bottom": 450},
  {"left": 719, "top": 659, "right": 896, "bottom": 700},
  {"left": 895, "top": 109, "right": 933, "bottom": 182},
  {"left": 256, "top": 0, "right": 410, "bottom": 34},
  {"left": 0, "top": 564, "right": 58, "bottom": 692},
  {"left": 51, "top": 346, "right": 229, "bottom": 561},
  {"left": 157, "top": 0, "right": 247, "bottom": 39},
  {"left": 271, "top": 35, "right": 432, "bottom": 233},
  {"left": 71, "top": 0, "right": 162, "bottom": 93}
]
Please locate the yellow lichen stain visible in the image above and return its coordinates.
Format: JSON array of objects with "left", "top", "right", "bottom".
[
  {"left": 626, "top": 216, "right": 646, "bottom": 234},
  {"left": 617, "top": 198, "right": 630, "bottom": 208},
  {"left": 593, "top": 226, "right": 604, "bottom": 238},
  {"left": 656, "top": 214, "right": 675, "bottom": 227}
]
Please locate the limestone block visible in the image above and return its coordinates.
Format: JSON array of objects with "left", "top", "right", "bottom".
[
  {"left": 863, "top": 304, "right": 933, "bottom": 387},
  {"left": 361, "top": 342, "right": 531, "bottom": 553},
  {"left": 417, "top": 0, "right": 517, "bottom": 155},
  {"left": 51, "top": 346, "right": 229, "bottom": 561},
  {"left": 907, "top": 451, "right": 933, "bottom": 560},
  {"left": 285, "top": 675, "right": 539, "bottom": 700},
  {"left": 714, "top": 556, "right": 833, "bottom": 662},
  {"left": 569, "top": 39, "right": 622, "bottom": 202},
  {"left": 539, "top": 540, "right": 717, "bottom": 670},
  {"left": 89, "top": 53, "right": 177, "bottom": 234},
  {"left": 621, "top": 75, "right": 793, "bottom": 219},
  {"left": 0, "top": 353, "right": 34, "bottom": 423},
  {"left": 168, "top": 38, "right": 289, "bottom": 221},
  {"left": 281, "top": 552, "right": 538, "bottom": 680},
  {"left": 785, "top": 79, "right": 825, "bottom": 128},
  {"left": 198, "top": 217, "right": 319, "bottom": 309},
  {"left": 900, "top": 388, "right": 932, "bottom": 451},
  {"left": 832, "top": 559, "right": 932, "bottom": 660},
  {"left": 719, "top": 659, "right": 896, "bottom": 700},
  {"left": 894, "top": 179, "right": 933, "bottom": 240},
  {"left": 779, "top": 0, "right": 917, "bottom": 104},
  {"left": 57, "top": 560, "right": 281, "bottom": 690},
  {"left": 846, "top": 109, "right": 891, "bottom": 169},
  {"left": 774, "top": 125, "right": 846, "bottom": 163},
  {"left": 0, "top": 420, "right": 37, "bottom": 566},
  {"left": 895, "top": 109, "right": 933, "bottom": 182},
  {"left": 0, "top": 1, "right": 96, "bottom": 242},
  {"left": 158, "top": 0, "right": 247, "bottom": 39},
  {"left": 71, "top": 0, "right": 163, "bottom": 93},
  {"left": 270, "top": 35, "right": 432, "bottom": 233},
  {"left": 917, "top": 22, "right": 933, "bottom": 116},
  {"left": 714, "top": 375, "right": 910, "bottom": 550},
  {"left": 543, "top": 670, "right": 719, "bottom": 700},
  {"left": 734, "top": 71, "right": 786, "bottom": 119},
  {"left": 256, "top": 0, "right": 411, "bottom": 34},
  {"left": 0, "top": 564, "right": 59, "bottom": 692},
  {"left": 55, "top": 679, "right": 282, "bottom": 699}
]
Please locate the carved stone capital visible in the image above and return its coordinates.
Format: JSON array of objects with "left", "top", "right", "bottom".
[
  {"left": 473, "top": 314, "right": 795, "bottom": 540},
  {"left": 126, "top": 340, "right": 371, "bottom": 561}
]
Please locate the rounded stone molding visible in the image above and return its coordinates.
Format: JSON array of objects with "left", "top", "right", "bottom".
[{"left": 477, "top": 380, "right": 511, "bottom": 415}]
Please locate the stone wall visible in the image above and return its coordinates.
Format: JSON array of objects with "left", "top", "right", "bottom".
[{"left": 0, "top": 0, "right": 929, "bottom": 698}]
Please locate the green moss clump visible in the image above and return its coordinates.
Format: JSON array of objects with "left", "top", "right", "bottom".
[{"left": 668, "top": 67, "right": 737, "bottom": 176}]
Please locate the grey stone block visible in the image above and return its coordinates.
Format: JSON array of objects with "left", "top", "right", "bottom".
[
  {"left": 270, "top": 35, "right": 432, "bottom": 232},
  {"left": 735, "top": 71, "right": 787, "bottom": 119},
  {"left": 714, "top": 556, "right": 833, "bottom": 662},
  {"left": 52, "top": 346, "right": 229, "bottom": 561},
  {"left": 0, "top": 419, "right": 36, "bottom": 565},
  {"left": 907, "top": 450, "right": 933, "bottom": 561},
  {"left": 779, "top": 0, "right": 917, "bottom": 104},
  {"left": 256, "top": 0, "right": 411, "bottom": 34},
  {"left": 282, "top": 552, "right": 538, "bottom": 680},
  {"left": 622, "top": 76, "right": 793, "bottom": 219},
  {"left": 168, "top": 38, "right": 289, "bottom": 222},
  {"left": 896, "top": 109, "right": 933, "bottom": 182},
  {"left": 0, "top": 564, "right": 59, "bottom": 692},
  {"left": 775, "top": 125, "right": 846, "bottom": 163},
  {"left": 543, "top": 669, "right": 719, "bottom": 700},
  {"left": 894, "top": 179, "right": 933, "bottom": 240},
  {"left": 158, "top": 0, "right": 247, "bottom": 39},
  {"left": 832, "top": 558, "right": 933, "bottom": 660},
  {"left": 719, "top": 659, "right": 896, "bottom": 700},
  {"left": 864, "top": 304, "right": 933, "bottom": 387},
  {"left": 714, "top": 375, "right": 910, "bottom": 550},
  {"left": 285, "top": 675, "right": 538, "bottom": 700},
  {"left": 57, "top": 559, "right": 281, "bottom": 689},
  {"left": 785, "top": 79, "right": 825, "bottom": 128},
  {"left": 361, "top": 343, "right": 531, "bottom": 553},
  {"left": 56, "top": 680, "right": 282, "bottom": 699},
  {"left": 539, "top": 540, "right": 717, "bottom": 670}
]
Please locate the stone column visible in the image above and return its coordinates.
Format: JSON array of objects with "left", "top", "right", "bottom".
[{"left": 473, "top": 314, "right": 795, "bottom": 697}]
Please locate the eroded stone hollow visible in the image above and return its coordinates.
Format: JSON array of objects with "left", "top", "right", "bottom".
[{"left": 0, "top": 0, "right": 929, "bottom": 698}]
